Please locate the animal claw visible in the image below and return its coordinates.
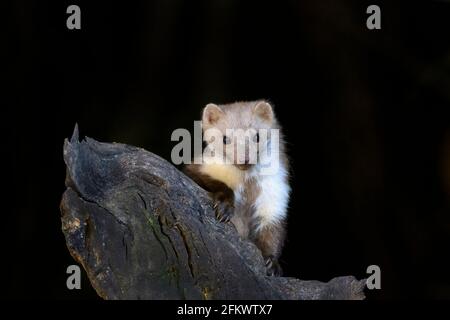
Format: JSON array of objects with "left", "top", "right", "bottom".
[
  {"left": 264, "top": 257, "right": 282, "bottom": 277},
  {"left": 213, "top": 201, "right": 234, "bottom": 224}
]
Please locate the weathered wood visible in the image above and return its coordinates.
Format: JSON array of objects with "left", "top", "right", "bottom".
[{"left": 60, "top": 125, "right": 366, "bottom": 300}]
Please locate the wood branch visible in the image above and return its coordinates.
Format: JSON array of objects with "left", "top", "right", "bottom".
[{"left": 60, "top": 125, "right": 366, "bottom": 300}]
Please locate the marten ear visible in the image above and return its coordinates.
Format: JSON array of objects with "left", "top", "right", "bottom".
[
  {"left": 203, "top": 103, "right": 224, "bottom": 126},
  {"left": 254, "top": 101, "right": 273, "bottom": 122}
]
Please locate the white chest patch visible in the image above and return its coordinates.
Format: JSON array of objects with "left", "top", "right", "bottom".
[
  {"left": 253, "top": 166, "right": 290, "bottom": 229},
  {"left": 200, "top": 163, "right": 243, "bottom": 190},
  {"left": 199, "top": 162, "right": 290, "bottom": 230}
]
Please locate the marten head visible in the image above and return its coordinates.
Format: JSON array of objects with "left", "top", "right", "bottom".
[{"left": 201, "top": 100, "right": 279, "bottom": 171}]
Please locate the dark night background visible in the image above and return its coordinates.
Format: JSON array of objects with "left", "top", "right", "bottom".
[{"left": 5, "top": 0, "right": 450, "bottom": 299}]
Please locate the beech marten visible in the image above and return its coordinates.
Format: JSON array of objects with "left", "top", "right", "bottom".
[{"left": 184, "top": 100, "right": 290, "bottom": 276}]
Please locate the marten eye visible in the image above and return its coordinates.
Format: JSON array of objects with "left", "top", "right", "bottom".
[
  {"left": 254, "top": 133, "right": 260, "bottom": 143},
  {"left": 223, "top": 136, "right": 231, "bottom": 145}
]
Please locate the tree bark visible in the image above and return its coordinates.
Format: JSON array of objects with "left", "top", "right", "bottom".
[{"left": 60, "top": 125, "right": 366, "bottom": 300}]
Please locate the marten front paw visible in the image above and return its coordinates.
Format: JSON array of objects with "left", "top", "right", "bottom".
[
  {"left": 265, "top": 256, "right": 283, "bottom": 277},
  {"left": 213, "top": 201, "right": 234, "bottom": 223}
]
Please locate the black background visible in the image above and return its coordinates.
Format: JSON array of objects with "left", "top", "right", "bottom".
[{"left": 5, "top": 0, "right": 450, "bottom": 299}]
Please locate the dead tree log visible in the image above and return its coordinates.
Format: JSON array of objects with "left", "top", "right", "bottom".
[{"left": 60, "top": 126, "right": 366, "bottom": 300}]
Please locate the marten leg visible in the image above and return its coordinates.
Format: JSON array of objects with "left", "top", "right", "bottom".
[
  {"left": 184, "top": 165, "right": 235, "bottom": 222},
  {"left": 252, "top": 221, "right": 286, "bottom": 276}
]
